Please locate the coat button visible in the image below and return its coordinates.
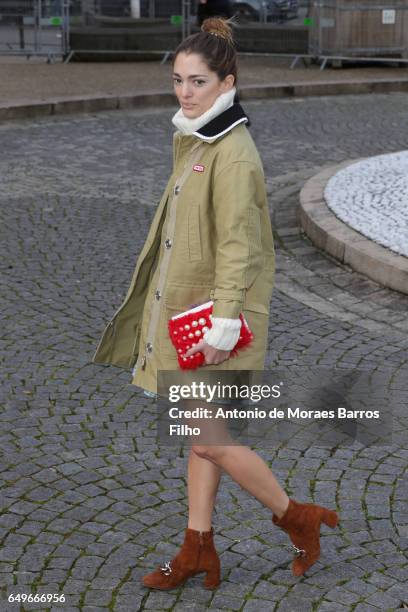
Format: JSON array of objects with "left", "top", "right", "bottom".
[
  {"left": 146, "top": 342, "right": 153, "bottom": 353},
  {"left": 155, "top": 290, "right": 161, "bottom": 300},
  {"left": 174, "top": 185, "right": 180, "bottom": 195},
  {"left": 164, "top": 238, "right": 172, "bottom": 249}
]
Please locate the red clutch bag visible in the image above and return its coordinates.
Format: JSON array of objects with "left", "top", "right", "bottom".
[{"left": 168, "top": 300, "right": 254, "bottom": 370}]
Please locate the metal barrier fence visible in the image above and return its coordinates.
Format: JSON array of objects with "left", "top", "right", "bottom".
[
  {"left": 66, "top": 0, "right": 311, "bottom": 63},
  {"left": 1, "top": 0, "right": 407, "bottom": 67},
  {"left": 80, "top": 1, "right": 303, "bottom": 24},
  {"left": 77, "top": 1, "right": 189, "bottom": 21},
  {"left": 0, "top": 0, "right": 70, "bottom": 60},
  {"left": 72, "top": 0, "right": 408, "bottom": 56}
]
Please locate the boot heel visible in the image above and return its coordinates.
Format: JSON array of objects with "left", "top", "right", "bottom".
[
  {"left": 322, "top": 509, "right": 338, "bottom": 528},
  {"left": 203, "top": 566, "right": 221, "bottom": 590}
]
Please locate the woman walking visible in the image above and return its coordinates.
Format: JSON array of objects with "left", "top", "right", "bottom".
[{"left": 92, "top": 17, "right": 338, "bottom": 590}]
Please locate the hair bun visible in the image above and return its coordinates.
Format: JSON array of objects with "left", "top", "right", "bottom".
[{"left": 201, "top": 17, "right": 234, "bottom": 45}]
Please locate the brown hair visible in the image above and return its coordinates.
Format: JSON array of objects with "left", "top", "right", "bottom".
[{"left": 173, "top": 17, "right": 238, "bottom": 85}]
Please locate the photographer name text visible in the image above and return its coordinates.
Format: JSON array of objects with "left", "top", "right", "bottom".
[{"left": 167, "top": 406, "right": 380, "bottom": 436}]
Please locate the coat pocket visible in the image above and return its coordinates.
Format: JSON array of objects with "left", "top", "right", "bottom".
[
  {"left": 188, "top": 202, "right": 202, "bottom": 262},
  {"left": 159, "top": 284, "right": 213, "bottom": 357}
]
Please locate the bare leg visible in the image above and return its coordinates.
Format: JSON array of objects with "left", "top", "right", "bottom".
[
  {"left": 185, "top": 401, "right": 289, "bottom": 529},
  {"left": 187, "top": 447, "right": 222, "bottom": 531},
  {"left": 192, "top": 444, "right": 289, "bottom": 519},
  {"left": 186, "top": 402, "right": 290, "bottom": 519}
]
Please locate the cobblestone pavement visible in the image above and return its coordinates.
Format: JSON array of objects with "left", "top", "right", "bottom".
[{"left": 1, "top": 93, "right": 408, "bottom": 612}]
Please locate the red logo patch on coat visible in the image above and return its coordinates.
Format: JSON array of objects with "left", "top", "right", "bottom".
[{"left": 193, "top": 164, "right": 205, "bottom": 173}]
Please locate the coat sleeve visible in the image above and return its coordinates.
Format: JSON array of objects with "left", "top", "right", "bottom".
[{"left": 211, "top": 160, "right": 265, "bottom": 319}]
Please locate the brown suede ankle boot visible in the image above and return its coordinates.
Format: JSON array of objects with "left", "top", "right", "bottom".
[
  {"left": 142, "top": 527, "right": 221, "bottom": 590},
  {"left": 272, "top": 499, "right": 338, "bottom": 576}
]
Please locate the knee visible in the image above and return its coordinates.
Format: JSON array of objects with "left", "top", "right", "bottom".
[{"left": 191, "top": 444, "right": 226, "bottom": 462}]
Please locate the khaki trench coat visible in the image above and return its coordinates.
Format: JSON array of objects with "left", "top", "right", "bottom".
[{"left": 92, "top": 108, "right": 275, "bottom": 395}]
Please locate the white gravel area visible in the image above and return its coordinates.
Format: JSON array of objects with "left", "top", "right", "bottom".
[{"left": 324, "top": 151, "right": 408, "bottom": 258}]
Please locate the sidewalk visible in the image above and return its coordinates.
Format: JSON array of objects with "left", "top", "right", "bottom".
[{"left": 1, "top": 55, "right": 408, "bottom": 106}]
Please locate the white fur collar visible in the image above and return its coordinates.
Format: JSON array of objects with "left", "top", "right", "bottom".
[{"left": 172, "top": 87, "right": 236, "bottom": 140}]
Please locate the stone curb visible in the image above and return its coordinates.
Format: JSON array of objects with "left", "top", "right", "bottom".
[
  {"left": 1, "top": 77, "right": 408, "bottom": 121},
  {"left": 299, "top": 160, "right": 408, "bottom": 296}
]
